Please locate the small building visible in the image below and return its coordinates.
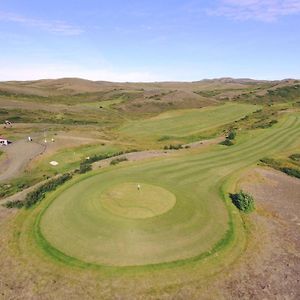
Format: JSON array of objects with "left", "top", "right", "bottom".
[{"left": 0, "top": 137, "right": 10, "bottom": 146}]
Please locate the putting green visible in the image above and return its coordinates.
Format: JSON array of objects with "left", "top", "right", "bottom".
[
  {"left": 38, "top": 114, "right": 300, "bottom": 268},
  {"left": 100, "top": 182, "right": 176, "bottom": 219}
]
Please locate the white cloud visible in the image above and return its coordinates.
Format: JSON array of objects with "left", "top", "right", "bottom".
[
  {"left": 0, "top": 61, "right": 162, "bottom": 82},
  {"left": 0, "top": 11, "right": 83, "bottom": 35},
  {"left": 209, "top": 0, "right": 300, "bottom": 22}
]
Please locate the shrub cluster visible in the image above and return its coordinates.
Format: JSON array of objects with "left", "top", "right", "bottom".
[
  {"left": 77, "top": 149, "right": 139, "bottom": 173},
  {"left": 83, "top": 149, "right": 138, "bottom": 164},
  {"left": 79, "top": 161, "right": 92, "bottom": 174},
  {"left": 289, "top": 153, "right": 300, "bottom": 161},
  {"left": 163, "top": 144, "right": 183, "bottom": 150},
  {"left": 220, "top": 139, "right": 234, "bottom": 146},
  {"left": 4, "top": 200, "right": 24, "bottom": 209},
  {"left": 280, "top": 167, "right": 300, "bottom": 179},
  {"left": 260, "top": 157, "right": 300, "bottom": 179},
  {"left": 260, "top": 157, "right": 281, "bottom": 168},
  {"left": 252, "top": 119, "right": 278, "bottom": 129},
  {"left": 229, "top": 191, "right": 255, "bottom": 213},
  {"left": 4, "top": 173, "right": 72, "bottom": 209},
  {"left": 220, "top": 129, "right": 236, "bottom": 146},
  {"left": 227, "top": 130, "right": 236, "bottom": 140},
  {"left": 110, "top": 157, "right": 128, "bottom": 165}
]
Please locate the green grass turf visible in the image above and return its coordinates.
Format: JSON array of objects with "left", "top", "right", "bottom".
[
  {"left": 120, "top": 103, "right": 258, "bottom": 140},
  {"left": 100, "top": 182, "right": 176, "bottom": 219},
  {"left": 30, "top": 143, "right": 122, "bottom": 177},
  {"left": 36, "top": 113, "right": 300, "bottom": 268}
]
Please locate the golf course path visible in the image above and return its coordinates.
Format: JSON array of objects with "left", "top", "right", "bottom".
[{"left": 0, "top": 140, "right": 45, "bottom": 182}]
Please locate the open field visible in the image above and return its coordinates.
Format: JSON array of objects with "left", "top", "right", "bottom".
[{"left": 0, "top": 78, "right": 300, "bottom": 299}]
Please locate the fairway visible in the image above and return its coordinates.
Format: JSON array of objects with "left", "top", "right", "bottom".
[
  {"left": 120, "top": 103, "right": 258, "bottom": 139},
  {"left": 38, "top": 114, "right": 300, "bottom": 268}
]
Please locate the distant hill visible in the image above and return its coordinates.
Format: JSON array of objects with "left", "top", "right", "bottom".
[{"left": 0, "top": 77, "right": 299, "bottom": 114}]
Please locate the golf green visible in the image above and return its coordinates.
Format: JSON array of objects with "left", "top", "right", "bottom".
[{"left": 100, "top": 182, "right": 176, "bottom": 219}]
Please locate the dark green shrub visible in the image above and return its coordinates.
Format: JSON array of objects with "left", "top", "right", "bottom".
[
  {"left": 4, "top": 174, "right": 72, "bottom": 209},
  {"left": 227, "top": 130, "right": 236, "bottom": 140},
  {"left": 163, "top": 144, "right": 183, "bottom": 150},
  {"left": 220, "top": 139, "right": 234, "bottom": 146},
  {"left": 4, "top": 200, "right": 24, "bottom": 209},
  {"left": 229, "top": 191, "right": 255, "bottom": 213},
  {"left": 79, "top": 162, "right": 92, "bottom": 174},
  {"left": 23, "top": 173, "right": 72, "bottom": 208},
  {"left": 280, "top": 167, "right": 300, "bottom": 179}
]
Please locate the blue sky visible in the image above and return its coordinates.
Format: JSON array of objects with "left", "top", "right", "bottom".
[{"left": 0, "top": 0, "right": 299, "bottom": 81}]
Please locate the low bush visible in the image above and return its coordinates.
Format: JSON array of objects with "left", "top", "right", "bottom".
[
  {"left": 280, "top": 167, "right": 300, "bottom": 179},
  {"left": 252, "top": 119, "right": 278, "bottom": 129},
  {"left": 4, "top": 173, "right": 73, "bottom": 209},
  {"left": 227, "top": 130, "right": 236, "bottom": 140},
  {"left": 260, "top": 157, "right": 300, "bottom": 179},
  {"left": 4, "top": 200, "right": 24, "bottom": 209},
  {"left": 229, "top": 191, "right": 255, "bottom": 213},
  {"left": 163, "top": 144, "right": 183, "bottom": 150},
  {"left": 83, "top": 149, "right": 139, "bottom": 165},
  {"left": 110, "top": 157, "right": 128, "bottom": 165},
  {"left": 220, "top": 139, "right": 234, "bottom": 146},
  {"left": 260, "top": 157, "right": 281, "bottom": 168},
  {"left": 24, "top": 173, "right": 73, "bottom": 208},
  {"left": 289, "top": 153, "right": 300, "bottom": 161},
  {"left": 79, "top": 162, "right": 92, "bottom": 174}
]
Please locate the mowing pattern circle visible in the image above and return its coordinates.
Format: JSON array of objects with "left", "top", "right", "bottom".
[
  {"left": 100, "top": 182, "right": 176, "bottom": 219},
  {"left": 40, "top": 168, "right": 229, "bottom": 267}
]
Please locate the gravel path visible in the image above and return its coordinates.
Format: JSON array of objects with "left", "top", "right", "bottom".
[{"left": 0, "top": 140, "right": 45, "bottom": 183}]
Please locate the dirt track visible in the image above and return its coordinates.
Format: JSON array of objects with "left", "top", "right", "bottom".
[{"left": 0, "top": 140, "right": 45, "bottom": 182}]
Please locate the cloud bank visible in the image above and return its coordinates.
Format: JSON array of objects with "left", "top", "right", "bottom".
[
  {"left": 210, "top": 0, "right": 300, "bottom": 22},
  {"left": 0, "top": 61, "right": 161, "bottom": 82},
  {"left": 0, "top": 11, "right": 83, "bottom": 35}
]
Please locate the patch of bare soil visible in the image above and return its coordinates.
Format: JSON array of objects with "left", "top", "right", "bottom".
[
  {"left": 0, "top": 140, "right": 45, "bottom": 182},
  {"left": 210, "top": 167, "right": 300, "bottom": 299}
]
